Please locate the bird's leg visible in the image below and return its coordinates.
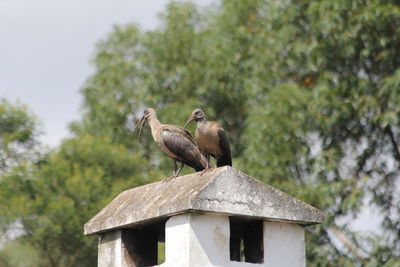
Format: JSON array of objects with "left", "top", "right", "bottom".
[
  {"left": 208, "top": 155, "right": 214, "bottom": 169},
  {"left": 173, "top": 160, "right": 178, "bottom": 176},
  {"left": 175, "top": 162, "right": 184, "bottom": 176},
  {"left": 163, "top": 160, "right": 180, "bottom": 182},
  {"left": 199, "top": 155, "right": 215, "bottom": 176}
]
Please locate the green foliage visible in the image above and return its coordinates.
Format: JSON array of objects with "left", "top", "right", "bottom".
[
  {"left": 0, "top": 240, "right": 39, "bottom": 267},
  {"left": 0, "top": 134, "right": 157, "bottom": 266},
  {"left": 0, "top": 98, "right": 39, "bottom": 174},
  {"left": 2, "top": 0, "right": 400, "bottom": 265},
  {"left": 0, "top": 99, "right": 41, "bottom": 265}
]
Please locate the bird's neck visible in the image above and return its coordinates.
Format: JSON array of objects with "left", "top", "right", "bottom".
[
  {"left": 196, "top": 118, "right": 207, "bottom": 126},
  {"left": 147, "top": 116, "right": 162, "bottom": 131}
]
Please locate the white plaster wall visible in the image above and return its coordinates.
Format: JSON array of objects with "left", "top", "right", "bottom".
[
  {"left": 162, "top": 214, "right": 308, "bottom": 267},
  {"left": 96, "top": 216, "right": 306, "bottom": 267},
  {"left": 188, "top": 213, "right": 230, "bottom": 266},
  {"left": 98, "top": 230, "right": 122, "bottom": 267},
  {"left": 264, "top": 221, "right": 305, "bottom": 267},
  {"left": 163, "top": 214, "right": 190, "bottom": 266},
  {"left": 162, "top": 213, "right": 231, "bottom": 267}
]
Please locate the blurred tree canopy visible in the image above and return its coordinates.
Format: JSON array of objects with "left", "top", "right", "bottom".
[
  {"left": 0, "top": 99, "right": 39, "bottom": 175},
  {"left": 1, "top": 0, "right": 400, "bottom": 266},
  {"left": 0, "top": 99, "right": 40, "bottom": 266}
]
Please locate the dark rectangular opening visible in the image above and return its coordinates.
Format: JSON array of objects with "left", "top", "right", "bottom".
[
  {"left": 122, "top": 219, "right": 166, "bottom": 267},
  {"left": 229, "top": 217, "right": 264, "bottom": 264}
]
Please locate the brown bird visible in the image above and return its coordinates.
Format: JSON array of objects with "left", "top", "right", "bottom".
[
  {"left": 184, "top": 109, "right": 232, "bottom": 168},
  {"left": 135, "top": 108, "right": 208, "bottom": 180}
]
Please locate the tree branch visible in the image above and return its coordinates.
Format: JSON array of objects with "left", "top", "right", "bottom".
[
  {"left": 329, "top": 226, "right": 365, "bottom": 261},
  {"left": 385, "top": 125, "right": 400, "bottom": 163}
]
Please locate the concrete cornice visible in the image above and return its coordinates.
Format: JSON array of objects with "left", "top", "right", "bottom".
[{"left": 84, "top": 166, "right": 324, "bottom": 235}]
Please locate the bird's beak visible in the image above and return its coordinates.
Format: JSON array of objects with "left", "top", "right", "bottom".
[
  {"left": 184, "top": 115, "right": 195, "bottom": 129},
  {"left": 134, "top": 115, "right": 146, "bottom": 137}
]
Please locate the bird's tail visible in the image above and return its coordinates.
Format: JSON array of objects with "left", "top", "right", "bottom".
[
  {"left": 189, "top": 153, "right": 208, "bottom": 172},
  {"left": 217, "top": 154, "right": 232, "bottom": 167},
  {"left": 216, "top": 129, "right": 232, "bottom": 167},
  {"left": 197, "top": 153, "right": 209, "bottom": 171}
]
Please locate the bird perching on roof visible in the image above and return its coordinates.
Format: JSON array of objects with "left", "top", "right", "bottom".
[
  {"left": 135, "top": 108, "right": 208, "bottom": 181},
  {"left": 184, "top": 109, "right": 232, "bottom": 168}
]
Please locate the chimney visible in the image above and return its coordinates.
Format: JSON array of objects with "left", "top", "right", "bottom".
[{"left": 84, "top": 166, "right": 324, "bottom": 267}]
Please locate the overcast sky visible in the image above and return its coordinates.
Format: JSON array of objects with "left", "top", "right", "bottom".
[{"left": 0, "top": 0, "right": 211, "bottom": 146}]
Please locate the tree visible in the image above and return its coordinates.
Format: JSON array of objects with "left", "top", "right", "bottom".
[
  {"left": 0, "top": 134, "right": 159, "bottom": 266},
  {"left": 0, "top": 99, "right": 39, "bottom": 174},
  {"left": 239, "top": 0, "right": 400, "bottom": 264},
  {"left": 0, "top": 99, "right": 41, "bottom": 266}
]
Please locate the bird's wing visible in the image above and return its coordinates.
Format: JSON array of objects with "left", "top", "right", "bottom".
[
  {"left": 165, "top": 124, "right": 197, "bottom": 145},
  {"left": 161, "top": 128, "right": 207, "bottom": 171},
  {"left": 217, "top": 128, "right": 232, "bottom": 167}
]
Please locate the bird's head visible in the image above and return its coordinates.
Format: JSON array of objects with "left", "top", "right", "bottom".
[
  {"left": 184, "top": 109, "right": 205, "bottom": 129},
  {"left": 135, "top": 108, "right": 157, "bottom": 137}
]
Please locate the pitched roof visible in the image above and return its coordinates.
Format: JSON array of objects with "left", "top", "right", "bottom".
[{"left": 84, "top": 167, "right": 324, "bottom": 235}]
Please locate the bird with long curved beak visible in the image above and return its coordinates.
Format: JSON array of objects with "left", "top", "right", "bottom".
[
  {"left": 184, "top": 109, "right": 232, "bottom": 169},
  {"left": 135, "top": 108, "right": 208, "bottom": 181}
]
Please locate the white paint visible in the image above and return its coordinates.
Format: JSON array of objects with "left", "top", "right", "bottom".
[
  {"left": 264, "top": 222, "right": 305, "bottom": 267},
  {"left": 163, "top": 214, "right": 190, "bottom": 266},
  {"left": 96, "top": 215, "right": 307, "bottom": 267},
  {"left": 98, "top": 230, "right": 122, "bottom": 267},
  {"left": 160, "top": 214, "right": 306, "bottom": 267},
  {"left": 188, "top": 214, "right": 230, "bottom": 266},
  {"left": 162, "top": 213, "right": 230, "bottom": 267}
]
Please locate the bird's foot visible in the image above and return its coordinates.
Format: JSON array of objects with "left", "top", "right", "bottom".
[
  {"left": 198, "top": 167, "right": 215, "bottom": 176},
  {"left": 163, "top": 175, "right": 178, "bottom": 182}
]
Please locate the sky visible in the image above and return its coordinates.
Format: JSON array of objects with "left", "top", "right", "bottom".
[
  {"left": 0, "top": 0, "right": 214, "bottom": 147},
  {"left": 0, "top": 0, "right": 381, "bottom": 238}
]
